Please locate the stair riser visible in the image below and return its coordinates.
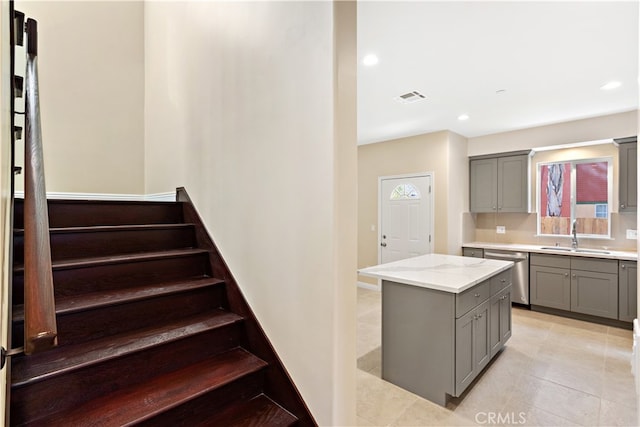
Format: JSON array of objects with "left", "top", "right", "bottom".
[
  {"left": 14, "top": 200, "right": 184, "bottom": 229},
  {"left": 14, "top": 227, "right": 196, "bottom": 264},
  {"left": 11, "top": 326, "right": 245, "bottom": 426},
  {"left": 136, "top": 375, "right": 266, "bottom": 427},
  {"left": 12, "top": 253, "right": 211, "bottom": 304},
  {"left": 12, "top": 287, "right": 225, "bottom": 347}
]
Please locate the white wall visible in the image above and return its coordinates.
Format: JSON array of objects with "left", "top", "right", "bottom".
[
  {"left": 15, "top": 1, "right": 145, "bottom": 194},
  {"left": 144, "top": 2, "right": 357, "bottom": 425}
]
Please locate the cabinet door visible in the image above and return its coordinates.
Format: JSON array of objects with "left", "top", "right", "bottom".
[
  {"left": 619, "top": 262, "right": 637, "bottom": 322},
  {"left": 499, "top": 287, "right": 512, "bottom": 344},
  {"left": 530, "top": 265, "right": 571, "bottom": 310},
  {"left": 474, "top": 299, "right": 491, "bottom": 374},
  {"left": 619, "top": 142, "right": 637, "bottom": 213},
  {"left": 497, "top": 155, "right": 529, "bottom": 213},
  {"left": 470, "top": 158, "right": 497, "bottom": 213},
  {"left": 455, "top": 309, "right": 475, "bottom": 395},
  {"left": 571, "top": 270, "right": 618, "bottom": 319},
  {"left": 489, "top": 293, "right": 502, "bottom": 357},
  {"left": 490, "top": 287, "right": 512, "bottom": 358}
]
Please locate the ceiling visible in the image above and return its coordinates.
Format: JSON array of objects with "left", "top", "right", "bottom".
[{"left": 357, "top": 1, "right": 639, "bottom": 145}]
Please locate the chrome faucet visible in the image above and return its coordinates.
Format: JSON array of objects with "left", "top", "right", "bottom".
[{"left": 571, "top": 220, "right": 578, "bottom": 249}]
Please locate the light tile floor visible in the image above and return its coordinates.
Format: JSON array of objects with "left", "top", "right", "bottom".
[{"left": 356, "top": 287, "right": 640, "bottom": 426}]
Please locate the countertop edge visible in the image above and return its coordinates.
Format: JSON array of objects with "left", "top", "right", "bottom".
[
  {"left": 358, "top": 258, "right": 514, "bottom": 294},
  {"left": 463, "top": 242, "right": 637, "bottom": 261}
]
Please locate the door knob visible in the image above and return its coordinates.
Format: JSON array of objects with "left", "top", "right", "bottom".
[{"left": 381, "top": 242, "right": 387, "bottom": 247}]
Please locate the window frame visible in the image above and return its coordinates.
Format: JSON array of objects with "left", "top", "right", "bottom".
[{"left": 536, "top": 156, "right": 613, "bottom": 239}]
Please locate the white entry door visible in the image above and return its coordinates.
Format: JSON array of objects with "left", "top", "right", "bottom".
[{"left": 380, "top": 174, "right": 433, "bottom": 264}]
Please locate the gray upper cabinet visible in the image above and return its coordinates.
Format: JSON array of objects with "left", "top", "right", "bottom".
[
  {"left": 618, "top": 138, "right": 637, "bottom": 213},
  {"left": 469, "top": 158, "right": 498, "bottom": 213},
  {"left": 619, "top": 261, "right": 637, "bottom": 322},
  {"left": 469, "top": 151, "right": 531, "bottom": 213}
]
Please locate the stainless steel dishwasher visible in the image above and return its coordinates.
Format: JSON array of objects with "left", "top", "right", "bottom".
[{"left": 483, "top": 250, "right": 530, "bottom": 306}]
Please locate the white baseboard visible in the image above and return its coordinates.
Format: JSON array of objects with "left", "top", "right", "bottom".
[
  {"left": 357, "top": 281, "right": 380, "bottom": 291},
  {"left": 14, "top": 191, "right": 176, "bottom": 202}
]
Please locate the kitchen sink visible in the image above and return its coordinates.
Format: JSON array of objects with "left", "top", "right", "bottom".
[
  {"left": 575, "top": 248, "right": 610, "bottom": 254},
  {"left": 540, "top": 246, "right": 573, "bottom": 251},
  {"left": 539, "top": 246, "right": 610, "bottom": 255}
]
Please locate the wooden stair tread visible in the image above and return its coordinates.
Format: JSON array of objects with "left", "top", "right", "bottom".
[
  {"left": 12, "top": 309, "right": 243, "bottom": 387},
  {"left": 14, "top": 223, "right": 197, "bottom": 235},
  {"left": 13, "top": 248, "right": 210, "bottom": 273},
  {"left": 12, "top": 277, "right": 224, "bottom": 321},
  {"left": 36, "top": 348, "right": 267, "bottom": 426},
  {"left": 193, "top": 394, "right": 298, "bottom": 427}
]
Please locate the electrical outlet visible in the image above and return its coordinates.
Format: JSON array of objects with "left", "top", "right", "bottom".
[
  {"left": 626, "top": 229, "right": 637, "bottom": 239},
  {"left": 496, "top": 226, "right": 506, "bottom": 234}
]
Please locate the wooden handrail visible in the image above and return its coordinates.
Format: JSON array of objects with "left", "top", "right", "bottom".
[{"left": 23, "top": 18, "right": 57, "bottom": 355}]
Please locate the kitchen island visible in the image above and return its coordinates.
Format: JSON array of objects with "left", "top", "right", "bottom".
[{"left": 359, "top": 254, "right": 514, "bottom": 406}]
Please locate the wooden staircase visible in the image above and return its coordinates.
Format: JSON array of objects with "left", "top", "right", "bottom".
[{"left": 8, "top": 192, "right": 315, "bottom": 426}]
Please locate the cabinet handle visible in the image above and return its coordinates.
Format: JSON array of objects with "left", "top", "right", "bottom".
[
  {"left": 492, "top": 206, "right": 496, "bottom": 210},
  {"left": 498, "top": 206, "right": 502, "bottom": 210},
  {"left": 621, "top": 264, "right": 626, "bottom": 269},
  {"left": 478, "top": 313, "right": 483, "bottom": 318},
  {"left": 572, "top": 274, "right": 576, "bottom": 278},
  {"left": 564, "top": 273, "right": 569, "bottom": 277},
  {"left": 621, "top": 203, "right": 626, "bottom": 209},
  {"left": 500, "top": 278, "right": 506, "bottom": 283},
  {"left": 474, "top": 293, "right": 480, "bottom": 298}
]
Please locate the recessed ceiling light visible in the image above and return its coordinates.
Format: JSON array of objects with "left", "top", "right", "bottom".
[
  {"left": 600, "top": 81, "right": 621, "bottom": 90},
  {"left": 362, "top": 54, "right": 379, "bottom": 66},
  {"left": 458, "top": 114, "right": 469, "bottom": 121}
]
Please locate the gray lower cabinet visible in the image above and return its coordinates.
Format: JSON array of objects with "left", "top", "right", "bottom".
[
  {"left": 463, "top": 247, "right": 484, "bottom": 258},
  {"left": 570, "top": 257, "right": 618, "bottom": 320},
  {"left": 530, "top": 263, "right": 571, "bottom": 310},
  {"left": 381, "top": 268, "right": 512, "bottom": 406},
  {"left": 455, "top": 299, "right": 490, "bottom": 395},
  {"left": 530, "top": 254, "right": 620, "bottom": 320},
  {"left": 619, "top": 261, "right": 637, "bottom": 322},
  {"left": 490, "top": 286, "right": 512, "bottom": 358}
]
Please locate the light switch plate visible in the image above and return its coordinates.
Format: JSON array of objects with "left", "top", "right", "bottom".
[
  {"left": 496, "top": 226, "right": 506, "bottom": 234},
  {"left": 626, "top": 229, "right": 637, "bottom": 239}
]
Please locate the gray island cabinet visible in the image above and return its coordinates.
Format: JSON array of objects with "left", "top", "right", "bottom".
[{"left": 359, "top": 254, "right": 513, "bottom": 406}]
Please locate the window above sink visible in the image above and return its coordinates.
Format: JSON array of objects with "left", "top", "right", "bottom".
[{"left": 537, "top": 157, "right": 612, "bottom": 239}]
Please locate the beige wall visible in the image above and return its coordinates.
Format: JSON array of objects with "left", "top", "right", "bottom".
[
  {"left": 447, "top": 131, "right": 469, "bottom": 254},
  {"left": 468, "top": 110, "right": 637, "bottom": 156},
  {"left": 0, "top": 0, "right": 11, "bottom": 420},
  {"left": 15, "top": 1, "right": 145, "bottom": 194},
  {"left": 358, "top": 131, "right": 468, "bottom": 284},
  {"left": 144, "top": 2, "right": 357, "bottom": 425}
]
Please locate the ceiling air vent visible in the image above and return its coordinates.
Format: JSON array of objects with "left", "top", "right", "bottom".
[{"left": 394, "top": 91, "right": 426, "bottom": 104}]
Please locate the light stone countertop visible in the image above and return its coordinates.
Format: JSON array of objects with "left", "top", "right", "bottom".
[
  {"left": 358, "top": 253, "right": 513, "bottom": 294},
  {"left": 463, "top": 242, "right": 638, "bottom": 261}
]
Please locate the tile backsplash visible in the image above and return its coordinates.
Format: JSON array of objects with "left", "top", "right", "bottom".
[{"left": 464, "top": 212, "right": 637, "bottom": 252}]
